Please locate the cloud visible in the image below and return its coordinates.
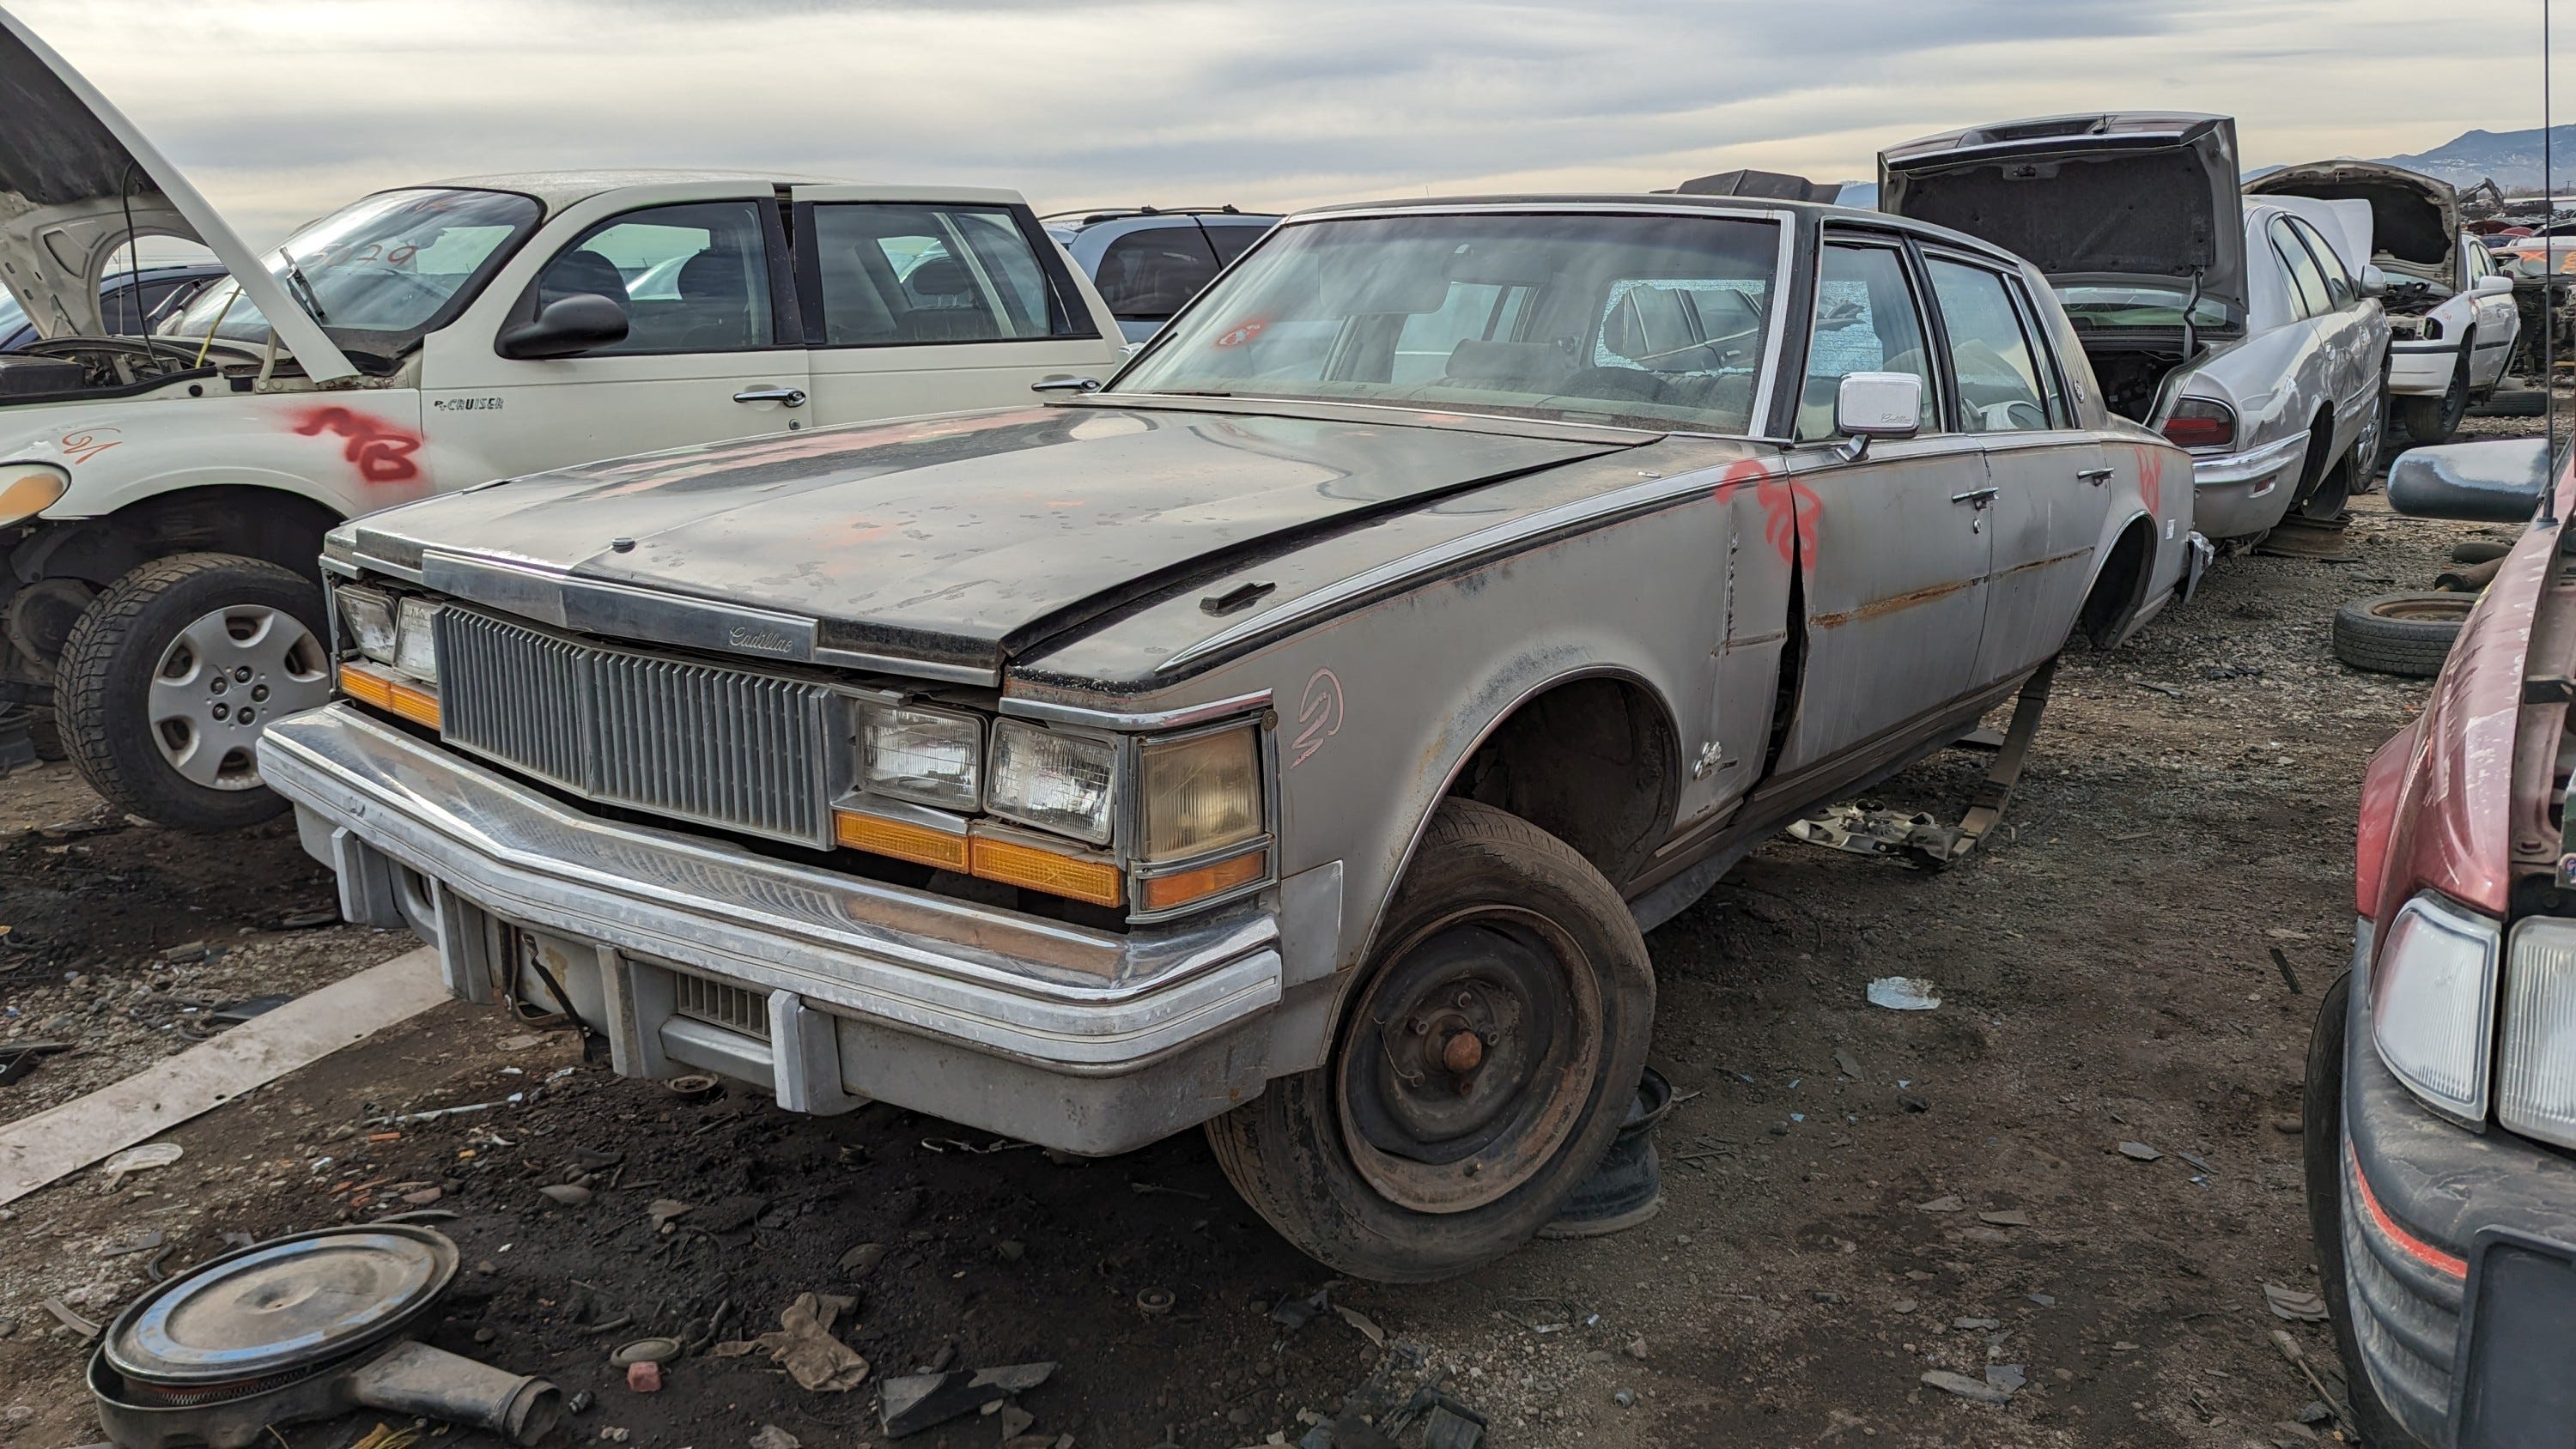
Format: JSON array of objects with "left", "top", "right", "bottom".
[{"left": 10, "top": 0, "right": 2553, "bottom": 245}]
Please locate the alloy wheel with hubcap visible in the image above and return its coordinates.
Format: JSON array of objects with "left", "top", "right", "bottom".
[{"left": 57, "top": 552, "right": 335, "bottom": 831}]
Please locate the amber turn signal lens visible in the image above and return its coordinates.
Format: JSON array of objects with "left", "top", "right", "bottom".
[
  {"left": 833, "top": 809, "right": 969, "bottom": 871},
  {"left": 969, "top": 831, "right": 1124, "bottom": 908},
  {"left": 338, "top": 662, "right": 440, "bottom": 730},
  {"left": 1140, "top": 850, "right": 1267, "bottom": 913}
]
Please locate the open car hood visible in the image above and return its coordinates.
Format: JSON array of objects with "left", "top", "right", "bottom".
[
  {"left": 2247, "top": 160, "right": 2458, "bottom": 286},
  {"left": 1878, "top": 112, "right": 2248, "bottom": 323},
  {"left": 0, "top": 7, "right": 354, "bottom": 379}
]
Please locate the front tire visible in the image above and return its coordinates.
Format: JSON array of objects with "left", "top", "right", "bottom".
[
  {"left": 1206, "top": 798, "right": 1654, "bottom": 1282},
  {"left": 2399, "top": 342, "right": 2472, "bottom": 446},
  {"left": 56, "top": 554, "right": 333, "bottom": 831}
]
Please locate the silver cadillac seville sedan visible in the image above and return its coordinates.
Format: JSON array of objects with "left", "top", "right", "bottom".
[{"left": 261, "top": 193, "right": 2199, "bottom": 1279}]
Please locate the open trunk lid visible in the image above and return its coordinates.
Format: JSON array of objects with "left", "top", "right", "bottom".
[
  {"left": 2246, "top": 160, "right": 2458, "bottom": 288},
  {"left": 1878, "top": 112, "right": 2248, "bottom": 326},
  {"left": 0, "top": 6, "right": 355, "bottom": 379}
]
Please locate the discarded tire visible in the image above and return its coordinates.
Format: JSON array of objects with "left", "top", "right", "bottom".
[
  {"left": 2331, "top": 592, "right": 2475, "bottom": 677},
  {"left": 1536, "top": 1065, "right": 1673, "bottom": 1239}
]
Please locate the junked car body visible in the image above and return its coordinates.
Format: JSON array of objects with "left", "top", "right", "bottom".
[
  {"left": 2309, "top": 435, "right": 2576, "bottom": 1448},
  {"left": 263, "top": 192, "right": 2194, "bottom": 1280},
  {"left": 2248, "top": 161, "right": 2522, "bottom": 446},
  {"left": 0, "top": 6, "right": 1128, "bottom": 832},
  {"left": 1880, "top": 112, "right": 2393, "bottom": 544}
]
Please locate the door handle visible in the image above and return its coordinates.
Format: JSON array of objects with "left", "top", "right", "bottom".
[
  {"left": 2076, "top": 467, "right": 2115, "bottom": 484},
  {"left": 1030, "top": 374, "right": 1103, "bottom": 394},
  {"left": 1949, "top": 486, "right": 1998, "bottom": 508},
  {"left": 733, "top": 386, "right": 807, "bottom": 407}
]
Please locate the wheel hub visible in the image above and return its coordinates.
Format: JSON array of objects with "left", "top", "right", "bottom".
[
  {"left": 1337, "top": 911, "right": 1603, "bottom": 1213},
  {"left": 147, "top": 606, "right": 330, "bottom": 791}
]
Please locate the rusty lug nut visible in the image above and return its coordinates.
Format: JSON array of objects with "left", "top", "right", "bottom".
[{"left": 1442, "top": 1031, "right": 1485, "bottom": 1073}]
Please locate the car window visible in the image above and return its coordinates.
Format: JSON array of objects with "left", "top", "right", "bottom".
[
  {"left": 2289, "top": 218, "right": 2355, "bottom": 308},
  {"left": 1093, "top": 226, "right": 1221, "bottom": 323},
  {"left": 1798, "top": 240, "right": 1938, "bottom": 442},
  {"left": 1114, "top": 211, "right": 1782, "bottom": 434},
  {"left": 808, "top": 203, "right": 1082, "bottom": 347},
  {"left": 2271, "top": 219, "right": 2330, "bottom": 319},
  {"left": 535, "top": 201, "right": 774, "bottom": 355},
  {"left": 1202, "top": 221, "right": 1272, "bottom": 266},
  {"left": 1923, "top": 258, "right": 2050, "bottom": 433}
]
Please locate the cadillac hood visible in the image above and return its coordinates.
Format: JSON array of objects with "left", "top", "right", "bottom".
[
  {"left": 350, "top": 405, "right": 1640, "bottom": 681},
  {"left": 1879, "top": 112, "right": 2249, "bottom": 324},
  {"left": 2246, "top": 161, "right": 2458, "bottom": 288},
  {"left": 0, "top": 6, "right": 353, "bottom": 378}
]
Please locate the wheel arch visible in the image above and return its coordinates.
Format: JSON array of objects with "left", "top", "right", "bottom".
[
  {"left": 2075, "top": 510, "right": 2159, "bottom": 648},
  {"left": 20, "top": 482, "right": 347, "bottom": 589}
]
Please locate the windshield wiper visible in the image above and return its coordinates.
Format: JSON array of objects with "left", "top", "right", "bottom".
[{"left": 276, "top": 252, "right": 329, "bottom": 324}]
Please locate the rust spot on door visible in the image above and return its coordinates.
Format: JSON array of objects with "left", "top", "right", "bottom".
[{"left": 1809, "top": 576, "right": 1974, "bottom": 629}]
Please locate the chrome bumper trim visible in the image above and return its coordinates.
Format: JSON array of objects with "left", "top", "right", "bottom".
[
  {"left": 256, "top": 704, "right": 1282, "bottom": 1072},
  {"left": 2190, "top": 429, "right": 2312, "bottom": 488}
]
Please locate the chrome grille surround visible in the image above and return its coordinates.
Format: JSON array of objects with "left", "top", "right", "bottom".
[{"left": 437, "top": 608, "right": 840, "bottom": 847}]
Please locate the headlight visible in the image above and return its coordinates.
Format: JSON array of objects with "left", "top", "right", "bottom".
[
  {"left": 2497, "top": 917, "right": 2576, "bottom": 1148},
  {"left": 987, "top": 720, "right": 1115, "bottom": 845},
  {"left": 0, "top": 463, "right": 67, "bottom": 527},
  {"left": 1139, "top": 724, "right": 1262, "bottom": 863},
  {"left": 394, "top": 597, "right": 442, "bottom": 684},
  {"left": 860, "top": 702, "right": 981, "bottom": 811},
  {"left": 336, "top": 586, "right": 398, "bottom": 664},
  {"left": 2370, "top": 892, "right": 2501, "bottom": 1123}
]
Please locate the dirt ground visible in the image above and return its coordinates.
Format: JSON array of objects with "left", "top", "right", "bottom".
[{"left": 0, "top": 409, "right": 2554, "bottom": 1449}]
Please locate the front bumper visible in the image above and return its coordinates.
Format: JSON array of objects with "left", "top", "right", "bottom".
[
  {"left": 2190, "top": 430, "right": 2310, "bottom": 539},
  {"left": 2340, "top": 934, "right": 2576, "bottom": 1446},
  {"left": 258, "top": 704, "right": 1291, "bottom": 1154},
  {"left": 2389, "top": 339, "right": 2467, "bottom": 395}
]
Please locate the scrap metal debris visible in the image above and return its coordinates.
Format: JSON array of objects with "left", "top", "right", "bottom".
[
  {"left": 1867, "top": 978, "right": 1941, "bottom": 1011},
  {"left": 878, "top": 1361, "right": 1054, "bottom": 1437},
  {"left": 1789, "top": 803, "right": 1959, "bottom": 866}
]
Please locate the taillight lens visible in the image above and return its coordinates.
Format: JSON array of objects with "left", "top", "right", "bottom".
[{"left": 2160, "top": 398, "right": 2237, "bottom": 451}]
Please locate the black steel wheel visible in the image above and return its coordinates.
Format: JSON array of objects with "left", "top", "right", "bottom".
[
  {"left": 1206, "top": 798, "right": 1654, "bottom": 1282},
  {"left": 2399, "top": 342, "right": 2473, "bottom": 446}
]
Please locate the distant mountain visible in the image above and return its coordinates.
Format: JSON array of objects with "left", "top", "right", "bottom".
[{"left": 2367, "top": 124, "right": 2576, "bottom": 190}]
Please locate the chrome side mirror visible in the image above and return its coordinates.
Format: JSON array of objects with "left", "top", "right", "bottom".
[
  {"left": 2386, "top": 437, "right": 2554, "bottom": 521},
  {"left": 1832, "top": 372, "right": 1923, "bottom": 460},
  {"left": 2359, "top": 264, "right": 2391, "bottom": 299}
]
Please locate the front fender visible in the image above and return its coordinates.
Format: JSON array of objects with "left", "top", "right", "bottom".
[{"left": 7, "top": 389, "right": 429, "bottom": 521}]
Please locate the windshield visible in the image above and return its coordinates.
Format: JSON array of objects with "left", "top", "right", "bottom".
[
  {"left": 2054, "top": 284, "right": 2232, "bottom": 330},
  {"left": 160, "top": 188, "right": 541, "bottom": 363},
  {"left": 1112, "top": 211, "right": 1783, "bottom": 434}
]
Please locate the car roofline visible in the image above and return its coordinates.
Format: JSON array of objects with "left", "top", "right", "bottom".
[{"left": 1271, "top": 194, "right": 2032, "bottom": 270}]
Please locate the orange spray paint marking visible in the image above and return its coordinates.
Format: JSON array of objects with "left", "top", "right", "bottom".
[
  {"left": 1212, "top": 318, "right": 1268, "bottom": 349},
  {"left": 1712, "top": 457, "right": 1820, "bottom": 571},
  {"left": 290, "top": 406, "right": 423, "bottom": 484},
  {"left": 58, "top": 427, "right": 120, "bottom": 465}
]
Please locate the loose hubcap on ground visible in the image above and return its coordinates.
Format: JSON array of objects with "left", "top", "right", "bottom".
[
  {"left": 1339, "top": 909, "right": 1602, "bottom": 1213},
  {"left": 147, "top": 606, "right": 330, "bottom": 791}
]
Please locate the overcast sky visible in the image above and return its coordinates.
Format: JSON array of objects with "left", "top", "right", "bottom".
[{"left": 14, "top": 0, "right": 2561, "bottom": 245}]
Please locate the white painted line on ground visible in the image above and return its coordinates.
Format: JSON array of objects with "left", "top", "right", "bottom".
[{"left": 0, "top": 945, "right": 447, "bottom": 1206}]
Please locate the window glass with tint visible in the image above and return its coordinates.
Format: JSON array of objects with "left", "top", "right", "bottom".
[
  {"left": 1924, "top": 258, "right": 2050, "bottom": 433},
  {"left": 809, "top": 203, "right": 1082, "bottom": 347},
  {"left": 2291, "top": 218, "right": 2354, "bottom": 308},
  {"left": 535, "top": 201, "right": 774, "bottom": 355},
  {"left": 2271, "top": 220, "right": 2329, "bottom": 318},
  {"left": 1093, "top": 226, "right": 1221, "bottom": 322},
  {"left": 1798, "top": 241, "right": 1936, "bottom": 442},
  {"left": 1203, "top": 221, "right": 1273, "bottom": 266},
  {"left": 1115, "top": 211, "right": 1781, "bottom": 434}
]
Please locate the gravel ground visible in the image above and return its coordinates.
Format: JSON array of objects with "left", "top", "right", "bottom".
[{"left": 0, "top": 407, "right": 2558, "bottom": 1449}]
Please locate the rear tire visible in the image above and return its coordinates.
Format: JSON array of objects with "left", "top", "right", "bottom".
[
  {"left": 2399, "top": 342, "right": 2473, "bottom": 446},
  {"left": 2331, "top": 593, "right": 2472, "bottom": 678},
  {"left": 56, "top": 554, "right": 333, "bottom": 831},
  {"left": 1206, "top": 798, "right": 1655, "bottom": 1282}
]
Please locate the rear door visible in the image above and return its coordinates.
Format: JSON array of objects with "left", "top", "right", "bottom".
[
  {"left": 1772, "top": 233, "right": 1993, "bottom": 776},
  {"left": 2274, "top": 215, "right": 2373, "bottom": 457},
  {"left": 1919, "top": 249, "right": 2104, "bottom": 683},
  {"left": 791, "top": 188, "right": 1122, "bottom": 423}
]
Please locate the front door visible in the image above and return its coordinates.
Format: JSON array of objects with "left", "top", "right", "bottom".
[
  {"left": 790, "top": 189, "right": 1122, "bottom": 426},
  {"left": 1773, "top": 235, "right": 1992, "bottom": 777},
  {"left": 418, "top": 191, "right": 811, "bottom": 481},
  {"left": 1918, "top": 250, "right": 2103, "bottom": 683}
]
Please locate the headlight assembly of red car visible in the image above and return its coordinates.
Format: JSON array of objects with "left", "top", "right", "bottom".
[
  {"left": 2370, "top": 891, "right": 2501, "bottom": 1125},
  {"left": 2497, "top": 916, "right": 2576, "bottom": 1149}
]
